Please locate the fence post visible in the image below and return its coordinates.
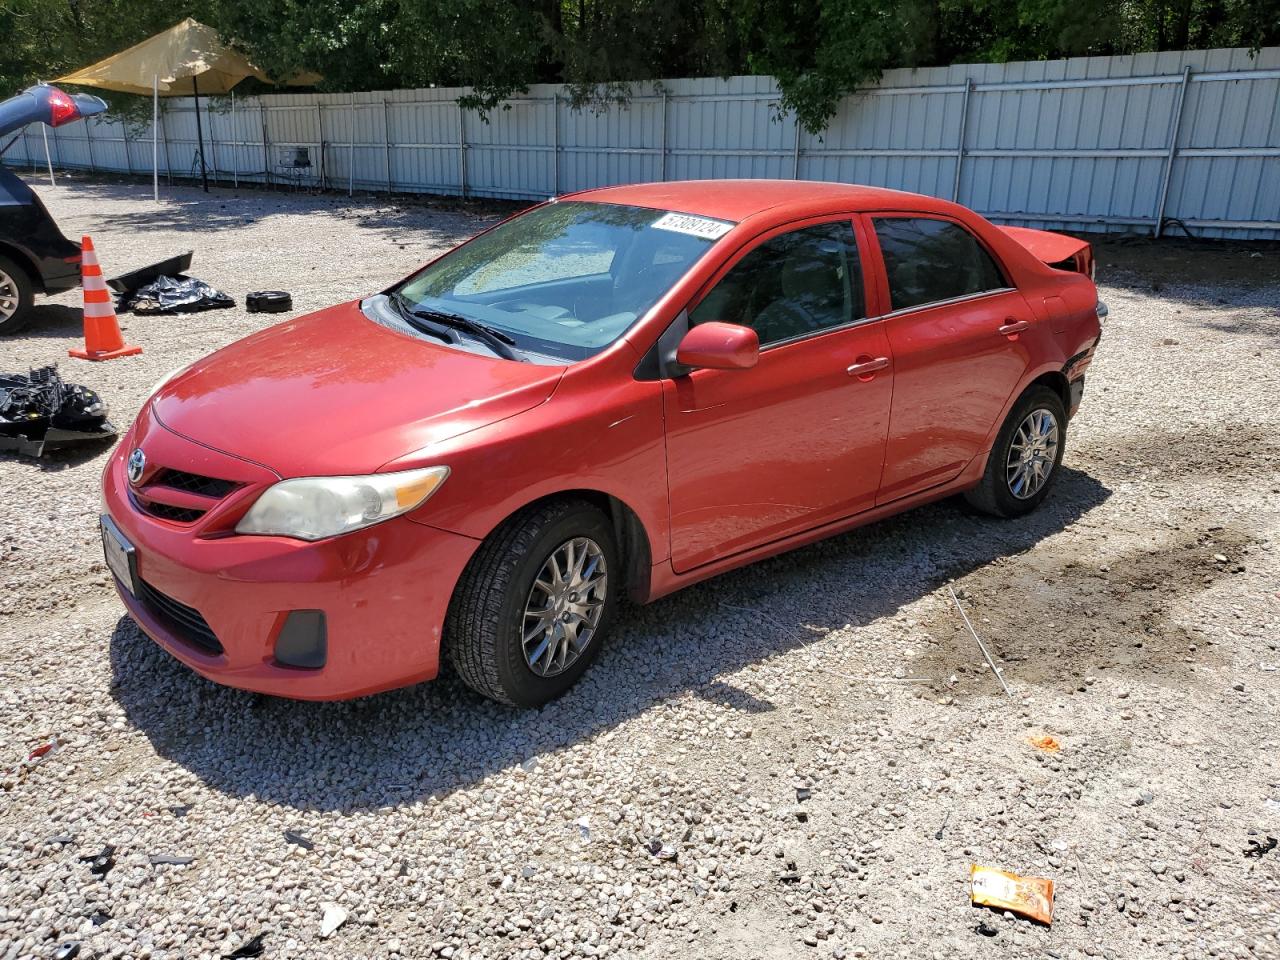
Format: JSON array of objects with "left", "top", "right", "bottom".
[
  {"left": 952, "top": 79, "right": 973, "bottom": 202},
  {"left": 260, "top": 102, "right": 271, "bottom": 187},
  {"left": 458, "top": 103, "right": 468, "bottom": 198},
  {"left": 552, "top": 94, "right": 559, "bottom": 195},
  {"left": 382, "top": 98, "right": 393, "bottom": 194},
  {"left": 348, "top": 93, "right": 355, "bottom": 197},
  {"left": 159, "top": 101, "right": 173, "bottom": 185},
  {"left": 122, "top": 119, "right": 134, "bottom": 176},
  {"left": 792, "top": 114, "right": 801, "bottom": 179},
  {"left": 22, "top": 125, "right": 36, "bottom": 173},
  {"left": 231, "top": 92, "right": 239, "bottom": 187},
  {"left": 660, "top": 92, "right": 668, "bottom": 181},
  {"left": 316, "top": 103, "right": 326, "bottom": 190},
  {"left": 85, "top": 118, "right": 97, "bottom": 172},
  {"left": 1154, "top": 66, "right": 1192, "bottom": 239}
]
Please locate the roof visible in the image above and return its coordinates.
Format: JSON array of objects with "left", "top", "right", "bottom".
[{"left": 568, "top": 179, "right": 945, "bottom": 223}]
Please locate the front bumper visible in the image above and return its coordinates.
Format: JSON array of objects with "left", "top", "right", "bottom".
[{"left": 102, "top": 419, "right": 480, "bottom": 700}]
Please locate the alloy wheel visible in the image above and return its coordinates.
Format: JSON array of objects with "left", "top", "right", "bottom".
[
  {"left": 0, "top": 269, "right": 17, "bottom": 321},
  {"left": 1006, "top": 407, "right": 1059, "bottom": 499},
  {"left": 522, "top": 537, "right": 608, "bottom": 677}
]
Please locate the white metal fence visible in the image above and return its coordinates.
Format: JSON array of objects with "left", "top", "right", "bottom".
[{"left": 5, "top": 46, "right": 1279, "bottom": 238}]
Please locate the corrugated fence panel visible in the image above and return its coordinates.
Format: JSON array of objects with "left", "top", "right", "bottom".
[{"left": 4, "top": 47, "right": 1276, "bottom": 237}]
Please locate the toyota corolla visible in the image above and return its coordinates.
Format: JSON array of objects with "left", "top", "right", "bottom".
[{"left": 101, "top": 180, "right": 1103, "bottom": 706}]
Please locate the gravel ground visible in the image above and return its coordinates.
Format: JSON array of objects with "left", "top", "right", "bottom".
[{"left": 1, "top": 172, "right": 1278, "bottom": 960}]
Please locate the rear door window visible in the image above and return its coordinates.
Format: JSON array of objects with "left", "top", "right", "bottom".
[{"left": 872, "top": 217, "right": 1007, "bottom": 312}]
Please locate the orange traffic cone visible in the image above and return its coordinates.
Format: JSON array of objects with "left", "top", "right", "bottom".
[{"left": 68, "top": 236, "right": 141, "bottom": 361}]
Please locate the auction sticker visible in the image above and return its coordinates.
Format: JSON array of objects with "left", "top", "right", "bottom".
[{"left": 651, "top": 212, "right": 734, "bottom": 240}]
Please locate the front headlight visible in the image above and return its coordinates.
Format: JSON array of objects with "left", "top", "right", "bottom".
[{"left": 235, "top": 466, "right": 450, "bottom": 541}]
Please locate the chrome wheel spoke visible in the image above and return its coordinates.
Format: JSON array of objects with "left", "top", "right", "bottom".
[
  {"left": 1005, "top": 407, "right": 1060, "bottom": 500},
  {"left": 521, "top": 535, "right": 608, "bottom": 678}
]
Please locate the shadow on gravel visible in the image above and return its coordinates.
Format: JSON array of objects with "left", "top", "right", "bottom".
[
  {"left": 109, "top": 465, "right": 1112, "bottom": 812},
  {"left": 9, "top": 303, "right": 83, "bottom": 339}
]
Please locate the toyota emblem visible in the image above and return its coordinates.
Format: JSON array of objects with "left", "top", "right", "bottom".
[{"left": 127, "top": 448, "right": 146, "bottom": 485}]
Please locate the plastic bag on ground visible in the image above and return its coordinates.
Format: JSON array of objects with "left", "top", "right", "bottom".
[{"left": 120, "top": 275, "right": 234, "bottom": 314}]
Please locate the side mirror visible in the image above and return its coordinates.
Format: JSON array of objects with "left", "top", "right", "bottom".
[{"left": 674, "top": 322, "right": 759, "bottom": 371}]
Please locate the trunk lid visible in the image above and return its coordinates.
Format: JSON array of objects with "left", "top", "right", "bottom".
[{"left": 0, "top": 85, "right": 107, "bottom": 140}]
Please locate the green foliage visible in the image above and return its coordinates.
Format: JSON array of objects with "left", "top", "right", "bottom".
[{"left": 5, "top": 0, "right": 1277, "bottom": 137}]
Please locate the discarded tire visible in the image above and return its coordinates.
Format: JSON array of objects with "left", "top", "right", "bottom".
[{"left": 246, "top": 290, "right": 292, "bottom": 313}]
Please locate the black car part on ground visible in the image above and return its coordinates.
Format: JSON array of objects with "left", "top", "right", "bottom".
[
  {"left": 107, "top": 250, "right": 194, "bottom": 294},
  {"left": 0, "top": 365, "right": 116, "bottom": 457},
  {"left": 118, "top": 275, "right": 234, "bottom": 314},
  {"left": 246, "top": 290, "right": 292, "bottom": 313}
]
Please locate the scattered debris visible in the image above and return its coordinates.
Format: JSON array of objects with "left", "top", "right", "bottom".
[
  {"left": 120, "top": 275, "right": 234, "bottom": 314},
  {"left": 149, "top": 854, "right": 195, "bottom": 866},
  {"left": 974, "top": 919, "right": 999, "bottom": 937},
  {"left": 283, "top": 829, "right": 314, "bottom": 850},
  {"left": 1244, "top": 837, "right": 1277, "bottom": 859},
  {"left": 935, "top": 810, "right": 951, "bottom": 841},
  {"left": 90, "top": 910, "right": 111, "bottom": 926},
  {"left": 1027, "top": 734, "right": 1060, "bottom": 753},
  {"left": 169, "top": 804, "right": 192, "bottom": 818},
  {"left": 46, "top": 835, "right": 74, "bottom": 845},
  {"left": 79, "top": 844, "right": 116, "bottom": 879},
  {"left": 795, "top": 810, "right": 809, "bottom": 823},
  {"left": 645, "top": 838, "right": 677, "bottom": 860},
  {"left": 796, "top": 787, "right": 811, "bottom": 802},
  {"left": 948, "top": 586, "right": 1014, "bottom": 699},
  {"left": 224, "top": 933, "right": 265, "bottom": 958},
  {"left": 574, "top": 815, "right": 591, "bottom": 842},
  {"left": 52, "top": 944, "right": 80, "bottom": 960},
  {"left": 246, "top": 290, "right": 293, "bottom": 313},
  {"left": 970, "top": 863, "right": 1054, "bottom": 925},
  {"left": 320, "top": 903, "right": 349, "bottom": 938},
  {"left": 106, "top": 250, "right": 194, "bottom": 294},
  {"left": 0, "top": 367, "right": 114, "bottom": 457}
]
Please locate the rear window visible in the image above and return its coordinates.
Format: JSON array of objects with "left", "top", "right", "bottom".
[{"left": 873, "top": 217, "right": 1007, "bottom": 311}]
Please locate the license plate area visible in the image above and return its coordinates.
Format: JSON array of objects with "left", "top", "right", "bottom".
[{"left": 100, "top": 514, "right": 138, "bottom": 598}]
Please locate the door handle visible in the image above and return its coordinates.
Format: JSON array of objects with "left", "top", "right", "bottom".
[
  {"left": 998, "top": 319, "right": 1030, "bottom": 337},
  {"left": 847, "top": 356, "right": 890, "bottom": 380}
]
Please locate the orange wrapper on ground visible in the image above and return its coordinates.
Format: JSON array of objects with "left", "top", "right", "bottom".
[{"left": 970, "top": 864, "right": 1055, "bottom": 924}]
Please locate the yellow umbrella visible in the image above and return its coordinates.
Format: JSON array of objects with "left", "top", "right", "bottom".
[{"left": 57, "top": 18, "right": 320, "bottom": 195}]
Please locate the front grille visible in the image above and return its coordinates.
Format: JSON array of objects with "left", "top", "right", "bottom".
[
  {"left": 137, "top": 579, "right": 223, "bottom": 655},
  {"left": 132, "top": 467, "right": 240, "bottom": 525},
  {"left": 140, "top": 501, "right": 205, "bottom": 524},
  {"left": 151, "top": 469, "right": 239, "bottom": 499}
]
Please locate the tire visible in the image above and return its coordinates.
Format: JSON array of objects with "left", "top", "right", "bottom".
[
  {"left": 0, "top": 255, "right": 35, "bottom": 336},
  {"left": 445, "top": 498, "right": 619, "bottom": 707},
  {"left": 964, "top": 385, "right": 1067, "bottom": 518}
]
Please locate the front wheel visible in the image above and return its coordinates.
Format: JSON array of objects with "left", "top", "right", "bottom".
[
  {"left": 0, "top": 255, "right": 35, "bottom": 336},
  {"left": 965, "top": 385, "right": 1067, "bottom": 517},
  {"left": 445, "top": 499, "right": 619, "bottom": 706}
]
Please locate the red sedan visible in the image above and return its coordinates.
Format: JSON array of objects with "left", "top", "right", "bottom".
[{"left": 101, "top": 180, "right": 1103, "bottom": 705}]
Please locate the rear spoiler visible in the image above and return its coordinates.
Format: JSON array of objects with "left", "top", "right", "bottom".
[
  {"left": 998, "top": 225, "right": 1094, "bottom": 279},
  {"left": 0, "top": 84, "right": 108, "bottom": 140}
]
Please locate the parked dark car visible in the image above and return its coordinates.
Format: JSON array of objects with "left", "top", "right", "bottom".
[{"left": 0, "top": 84, "right": 107, "bottom": 334}]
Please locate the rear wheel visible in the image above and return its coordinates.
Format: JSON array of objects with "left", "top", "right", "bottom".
[
  {"left": 445, "top": 499, "right": 618, "bottom": 706},
  {"left": 0, "top": 255, "right": 34, "bottom": 335},
  {"left": 965, "top": 385, "right": 1066, "bottom": 517}
]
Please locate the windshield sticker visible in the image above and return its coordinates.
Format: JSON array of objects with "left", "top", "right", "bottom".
[{"left": 651, "top": 212, "right": 734, "bottom": 240}]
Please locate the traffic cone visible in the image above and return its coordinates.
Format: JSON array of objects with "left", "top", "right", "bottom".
[{"left": 68, "top": 236, "right": 141, "bottom": 361}]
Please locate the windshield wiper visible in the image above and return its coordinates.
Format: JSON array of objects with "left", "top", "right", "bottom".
[
  {"left": 395, "top": 298, "right": 524, "bottom": 362},
  {"left": 386, "top": 292, "right": 451, "bottom": 345}
]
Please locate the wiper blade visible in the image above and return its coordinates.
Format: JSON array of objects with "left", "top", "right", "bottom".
[
  {"left": 411, "top": 309, "right": 524, "bottom": 362},
  {"left": 387, "top": 293, "right": 451, "bottom": 345}
]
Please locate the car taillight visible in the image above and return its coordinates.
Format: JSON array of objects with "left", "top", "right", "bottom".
[{"left": 47, "top": 89, "right": 80, "bottom": 127}]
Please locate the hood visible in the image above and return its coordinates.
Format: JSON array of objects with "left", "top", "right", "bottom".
[
  {"left": 150, "top": 301, "right": 565, "bottom": 476},
  {"left": 0, "top": 84, "right": 107, "bottom": 139}
]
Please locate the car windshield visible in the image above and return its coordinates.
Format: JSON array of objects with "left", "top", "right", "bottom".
[{"left": 392, "top": 201, "right": 733, "bottom": 361}]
